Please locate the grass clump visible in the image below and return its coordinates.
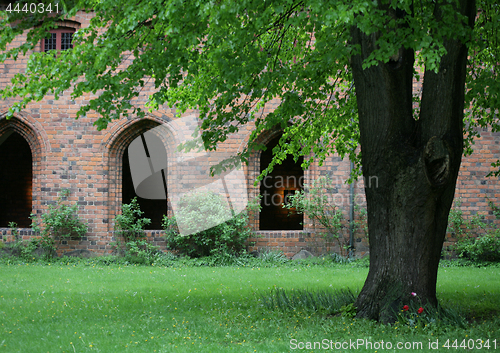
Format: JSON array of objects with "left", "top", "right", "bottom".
[{"left": 260, "top": 287, "right": 357, "bottom": 315}]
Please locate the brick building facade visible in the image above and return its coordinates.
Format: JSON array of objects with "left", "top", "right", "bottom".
[{"left": 1, "top": 11, "right": 499, "bottom": 258}]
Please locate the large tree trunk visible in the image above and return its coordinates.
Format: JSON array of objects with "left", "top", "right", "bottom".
[{"left": 350, "top": 0, "right": 476, "bottom": 322}]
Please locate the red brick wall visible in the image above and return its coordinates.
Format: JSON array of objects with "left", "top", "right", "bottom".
[{"left": 1, "top": 11, "right": 499, "bottom": 258}]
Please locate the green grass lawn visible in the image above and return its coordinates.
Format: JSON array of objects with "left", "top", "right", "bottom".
[{"left": 0, "top": 263, "right": 499, "bottom": 352}]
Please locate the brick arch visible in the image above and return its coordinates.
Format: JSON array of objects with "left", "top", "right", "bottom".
[
  {"left": 35, "top": 19, "right": 82, "bottom": 31},
  {"left": 101, "top": 113, "right": 174, "bottom": 152},
  {"left": 0, "top": 112, "right": 47, "bottom": 227},
  {"left": 0, "top": 109, "right": 49, "bottom": 154},
  {"left": 105, "top": 116, "right": 176, "bottom": 231}
]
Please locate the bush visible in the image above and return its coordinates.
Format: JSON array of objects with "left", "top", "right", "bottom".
[
  {"left": 458, "top": 230, "right": 500, "bottom": 262},
  {"left": 162, "top": 191, "right": 254, "bottom": 258},
  {"left": 283, "top": 176, "right": 350, "bottom": 257},
  {"left": 30, "top": 189, "right": 88, "bottom": 239},
  {"left": 447, "top": 198, "right": 500, "bottom": 262},
  {"left": 447, "top": 198, "right": 485, "bottom": 241},
  {"left": 11, "top": 189, "right": 88, "bottom": 261},
  {"left": 114, "top": 197, "right": 151, "bottom": 239},
  {"left": 113, "top": 198, "right": 159, "bottom": 265}
]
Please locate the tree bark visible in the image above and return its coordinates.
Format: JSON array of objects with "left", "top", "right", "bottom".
[{"left": 350, "top": 0, "right": 476, "bottom": 322}]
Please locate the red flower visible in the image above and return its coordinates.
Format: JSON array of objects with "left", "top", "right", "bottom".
[
  {"left": 417, "top": 307, "right": 424, "bottom": 314},
  {"left": 403, "top": 305, "right": 409, "bottom": 311}
]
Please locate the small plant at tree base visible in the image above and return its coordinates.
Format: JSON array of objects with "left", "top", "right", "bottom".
[
  {"left": 395, "top": 292, "right": 466, "bottom": 332},
  {"left": 339, "top": 303, "right": 357, "bottom": 318},
  {"left": 162, "top": 191, "right": 254, "bottom": 259},
  {"left": 113, "top": 198, "right": 159, "bottom": 265},
  {"left": 283, "top": 176, "right": 349, "bottom": 257}
]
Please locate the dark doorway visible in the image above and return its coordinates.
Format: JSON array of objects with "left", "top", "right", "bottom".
[
  {"left": 122, "top": 136, "right": 168, "bottom": 230},
  {"left": 0, "top": 131, "right": 32, "bottom": 227},
  {"left": 259, "top": 135, "right": 303, "bottom": 230}
]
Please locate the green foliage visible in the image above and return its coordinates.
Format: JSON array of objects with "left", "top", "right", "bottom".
[
  {"left": 352, "top": 205, "right": 368, "bottom": 241},
  {"left": 448, "top": 199, "right": 486, "bottom": 238},
  {"left": 339, "top": 303, "right": 358, "bottom": 319},
  {"left": 464, "top": 0, "right": 500, "bottom": 166},
  {"left": 283, "top": 176, "right": 350, "bottom": 257},
  {"left": 12, "top": 238, "right": 39, "bottom": 262},
  {"left": 488, "top": 198, "right": 500, "bottom": 219},
  {"left": 3, "top": 0, "right": 496, "bottom": 177},
  {"left": 30, "top": 189, "right": 88, "bottom": 239},
  {"left": 5, "top": 190, "right": 87, "bottom": 261},
  {"left": 113, "top": 198, "right": 158, "bottom": 265},
  {"left": 162, "top": 191, "right": 254, "bottom": 259},
  {"left": 458, "top": 230, "right": 500, "bottom": 262},
  {"left": 447, "top": 198, "right": 500, "bottom": 263},
  {"left": 8, "top": 235, "right": 56, "bottom": 262},
  {"left": 114, "top": 197, "right": 151, "bottom": 239},
  {"left": 8, "top": 221, "right": 19, "bottom": 240}
]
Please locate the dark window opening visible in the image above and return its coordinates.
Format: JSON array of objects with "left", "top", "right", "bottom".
[
  {"left": 61, "top": 32, "right": 73, "bottom": 50},
  {"left": 122, "top": 134, "right": 168, "bottom": 230},
  {"left": 44, "top": 33, "right": 57, "bottom": 51},
  {"left": 259, "top": 135, "right": 303, "bottom": 230},
  {"left": 0, "top": 131, "right": 32, "bottom": 228}
]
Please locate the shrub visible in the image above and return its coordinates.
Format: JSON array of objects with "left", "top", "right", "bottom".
[
  {"left": 114, "top": 197, "right": 151, "bottom": 239},
  {"left": 283, "top": 176, "right": 350, "bottom": 257},
  {"left": 113, "top": 198, "right": 159, "bottom": 265},
  {"left": 30, "top": 189, "right": 88, "bottom": 239},
  {"left": 447, "top": 198, "right": 500, "bottom": 262},
  {"left": 459, "top": 230, "right": 500, "bottom": 262},
  {"left": 14, "top": 189, "right": 88, "bottom": 260},
  {"left": 162, "top": 191, "right": 254, "bottom": 258},
  {"left": 447, "top": 198, "right": 485, "bottom": 240}
]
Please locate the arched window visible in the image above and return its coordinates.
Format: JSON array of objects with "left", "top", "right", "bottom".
[
  {"left": 0, "top": 131, "right": 32, "bottom": 227},
  {"left": 259, "top": 135, "right": 303, "bottom": 230}
]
